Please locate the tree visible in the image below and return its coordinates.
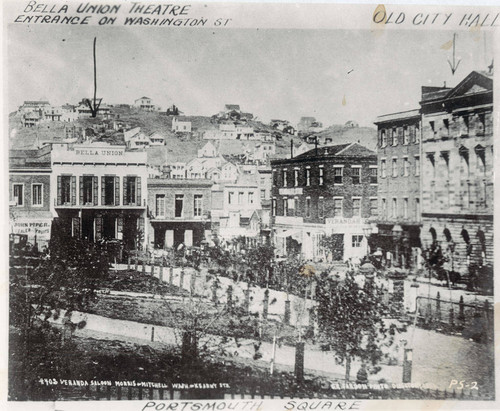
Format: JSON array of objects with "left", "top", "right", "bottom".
[
  {"left": 320, "top": 234, "right": 344, "bottom": 261},
  {"left": 245, "top": 244, "right": 275, "bottom": 286},
  {"left": 316, "top": 273, "right": 402, "bottom": 383}
]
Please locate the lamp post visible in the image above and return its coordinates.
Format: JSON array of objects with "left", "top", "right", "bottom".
[
  {"left": 362, "top": 225, "right": 373, "bottom": 257},
  {"left": 392, "top": 224, "right": 403, "bottom": 267}
]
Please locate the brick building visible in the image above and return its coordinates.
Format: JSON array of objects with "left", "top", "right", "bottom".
[
  {"left": 374, "top": 109, "right": 422, "bottom": 268},
  {"left": 420, "top": 70, "right": 493, "bottom": 275},
  {"left": 148, "top": 178, "right": 213, "bottom": 249},
  {"left": 9, "top": 146, "right": 53, "bottom": 248},
  {"left": 271, "top": 143, "right": 378, "bottom": 261}
]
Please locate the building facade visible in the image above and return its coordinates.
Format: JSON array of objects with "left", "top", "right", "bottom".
[
  {"left": 148, "top": 178, "right": 213, "bottom": 249},
  {"left": 374, "top": 109, "right": 422, "bottom": 268},
  {"left": 419, "top": 70, "right": 493, "bottom": 275},
  {"left": 271, "top": 143, "right": 378, "bottom": 261},
  {"left": 50, "top": 143, "right": 148, "bottom": 250},
  {"left": 9, "top": 146, "right": 53, "bottom": 249}
]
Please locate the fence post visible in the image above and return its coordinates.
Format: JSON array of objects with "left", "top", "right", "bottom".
[
  {"left": 180, "top": 269, "right": 185, "bottom": 290},
  {"left": 449, "top": 307, "right": 455, "bottom": 326},
  {"left": 169, "top": 266, "right": 174, "bottom": 285},
  {"left": 134, "top": 257, "right": 138, "bottom": 271},
  {"left": 127, "top": 256, "right": 131, "bottom": 270},
  {"left": 262, "top": 289, "right": 269, "bottom": 319},
  {"left": 458, "top": 295, "right": 465, "bottom": 323},
  {"left": 284, "top": 299, "right": 291, "bottom": 325},
  {"left": 244, "top": 287, "right": 251, "bottom": 313},
  {"left": 294, "top": 341, "right": 305, "bottom": 383},
  {"left": 227, "top": 285, "right": 233, "bottom": 313},
  {"left": 436, "top": 292, "right": 441, "bottom": 322},
  {"left": 402, "top": 347, "right": 413, "bottom": 383}
]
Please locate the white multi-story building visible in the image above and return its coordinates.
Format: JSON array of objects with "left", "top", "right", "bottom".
[{"left": 50, "top": 142, "right": 148, "bottom": 249}]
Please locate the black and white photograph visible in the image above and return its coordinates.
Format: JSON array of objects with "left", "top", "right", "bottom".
[{"left": 3, "top": 1, "right": 498, "bottom": 409}]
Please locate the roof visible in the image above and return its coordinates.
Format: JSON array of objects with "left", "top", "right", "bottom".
[
  {"left": 421, "top": 70, "right": 493, "bottom": 103},
  {"left": 374, "top": 109, "right": 421, "bottom": 124},
  {"left": 9, "top": 147, "right": 52, "bottom": 169},
  {"left": 272, "top": 142, "right": 376, "bottom": 164},
  {"left": 225, "top": 104, "right": 240, "bottom": 111},
  {"left": 136, "top": 96, "right": 151, "bottom": 100},
  {"left": 148, "top": 178, "right": 213, "bottom": 188}
]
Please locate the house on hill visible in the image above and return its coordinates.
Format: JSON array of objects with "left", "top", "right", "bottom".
[
  {"left": 134, "top": 96, "right": 155, "bottom": 111},
  {"left": 149, "top": 132, "right": 165, "bottom": 146},
  {"left": 198, "top": 141, "right": 218, "bottom": 158},
  {"left": 18, "top": 100, "right": 51, "bottom": 114},
  {"left": 172, "top": 116, "right": 192, "bottom": 133}
]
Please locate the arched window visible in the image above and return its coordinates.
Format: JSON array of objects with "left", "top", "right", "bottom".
[
  {"left": 443, "top": 228, "right": 452, "bottom": 242},
  {"left": 460, "top": 228, "right": 470, "bottom": 244},
  {"left": 429, "top": 227, "right": 437, "bottom": 242}
]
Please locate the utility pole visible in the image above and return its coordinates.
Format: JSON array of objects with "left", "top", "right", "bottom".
[{"left": 85, "top": 37, "right": 102, "bottom": 117}]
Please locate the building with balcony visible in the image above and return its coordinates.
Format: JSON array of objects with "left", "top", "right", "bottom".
[
  {"left": 374, "top": 109, "right": 422, "bottom": 268},
  {"left": 9, "top": 146, "right": 53, "bottom": 248},
  {"left": 50, "top": 142, "right": 148, "bottom": 250},
  {"left": 271, "top": 143, "right": 377, "bottom": 261},
  {"left": 148, "top": 178, "right": 213, "bottom": 249},
  {"left": 419, "top": 70, "right": 493, "bottom": 275}
]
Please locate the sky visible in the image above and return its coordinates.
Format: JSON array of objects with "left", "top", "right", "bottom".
[{"left": 7, "top": 24, "right": 493, "bottom": 127}]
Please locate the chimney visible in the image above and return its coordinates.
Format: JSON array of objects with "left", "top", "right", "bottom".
[{"left": 290, "top": 139, "right": 294, "bottom": 158}]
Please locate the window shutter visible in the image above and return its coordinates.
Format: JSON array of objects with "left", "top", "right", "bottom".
[
  {"left": 138, "top": 217, "right": 144, "bottom": 232},
  {"left": 57, "top": 175, "right": 62, "bottom": 206},
  {"left": 137, "top": 177, "right": 142, "bottom": 206},
  {"left": 123, "top": 176, "right": 128, "bottom": 205},
  {"left": 115, "top": 176, "right": 120, "bottom": 206},
  {"left": 79, "top": 176, "right": 83, "bottom": 205},
  {"left": 117, "top": 216, "right": 123, "bottom": 234},
  {"left": 95, "top": 215, "right": 103, "bottom": 241},
  {"left": 93, "top": 176, "right": 98, "bottom": 205},
  {"left": 71, "top": 176, "right": 76, "bottom": 205},
  {"left": 72, "top": 217, "right": 81, "bottom": 238},
  {"left": 101, "top": 176, "right": 105, "bottom": 206}
]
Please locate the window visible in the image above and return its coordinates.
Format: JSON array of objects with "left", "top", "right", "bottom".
[
  {"left": 194, "top": 194, "right": 203, "bottom": 217},
  {"left": 61, "top": 176, "right": 71, "bottom": 204},
  {"left": 294, "top": 169, "right": 299, "bottom": 187},
  {"left": 103, "top": 176, "right": 115, "bottom": 206},
  {"left": 370, "top": 198, "right": 378, "bottom": 216},
  {"left": 32, "top": 184, "right": 43, "bottom": 206},
  {"left": 403, "top": 198, "right": 408, "bottom": 218},
  {"left": 13, "top": 184, "right": 24, "bottom": 206},
  {"left": 288, "top": 197, "right": 295, "bottom": 216},
  {"left": 125, "top": 176, "right": 138, "bottom": 205},
  {"left": 305, "top": 167, "right": 311, "bottom": 186},
  {"left": 82, "top": 176, "right": 93, "bottom": 205},
  {"left": 319, "top": 166, "right": 324, "bottom": 185},
  {"left": 175, "top": 194, "right": 184, "bottom": 217},
  {"left": 352, "top": 235, "right": 363, "bottom": 248},
  {"left": 403, "top": 126, "right": 410, "bottom": 145},
  {"left": 228, "top": 192, "right": 234, "bottom": 204},
  {"left": 403, "top": 157, "right": 410, "bottom": 176},
  {"left": 415, "top": 198, "right": 420, "bottom": 220},
  {"left": 414, "top": 156, "right": 420, "bottom": 176},
  {"left": 156, "top": 194, "right": 165, "bottom": 217},
  {"left": 238, "top": 192, "right": 244, "bottom": 205},
  {"left": 352, "top": 166, "right": 361, "bottom": 184},
  {"left": 415, "top": 124, "right": 420, "bottom": 143},
  {"left": 443, "top": 118, "right": 450, "bottom": 135},
  {"left": 283, "top": 198, "right": 289, "bottom": 216},
  {"left": 272, "top": 198, "right": 277, "bottom": 216},
  {"left": 352, "top": 198, "right": 361, "bottom": 217},
  {"left": 381, "top": 160, "right": 386, "bottom": 178},
  {"left": 333, "top": 198, "right": 343, "bottom": 217},
  {"left": 282, "top": 169, "right": 287, "bottom": 187},
  {"left": 392, "top": 198, "right": 397, "bottom": 218},
  {"left": 248, "top": 192, "right": 254, "bottom": 204},
  {"left": 272, "top": 170, "right": 277, "bottom": 186},
  {"left": 380, "top": 130, "right": 387, "bottom": 147},
  {"left": 392, "top": 129, "right": 398, "bottom": 146},
  {"left": 305, "top": 197, "right": 311, "bottom": 218},
  {"left": 392, "top": 159, "right": 398, "bottom": 177},
  {"left": 427, "top": 153, "right": 436, "bottom": 178},
  {"left": 370, "top": 167, "right": 378, "bottom": 184},
  {"left": 333, "top": 167, "right": 343, "bottom": 184},
  {"left": 318, "top": 196, "right": 324, "bottom": 218},
  {"left": 429, "top": 121, "right": 436, "bottom": 135},
  {"left": 260, "top": 189, "right": 266, "bottom": 199},
  {"left": 382, "top": 198, "right": 387, "bottom": 217}
]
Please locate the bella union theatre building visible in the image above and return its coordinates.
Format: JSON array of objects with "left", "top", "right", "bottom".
[{"left": 49, "top": 142, "right": 149, "bottom": 250}]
